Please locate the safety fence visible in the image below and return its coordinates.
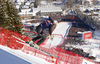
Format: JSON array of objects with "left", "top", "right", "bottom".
[
  {"left": 0, "top": 27, "right": 31, "bottom": 49},
  {"left": 0, "top": 27, "right": 99, "bottom": 64}
]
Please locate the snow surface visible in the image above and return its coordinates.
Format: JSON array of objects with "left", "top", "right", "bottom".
[
  {"left": 0, "top": 45, "right": 54, "bottom": 64},
  {"left": 42, "top": 22, "right": 72, "bottom": 48},
  {"left": 0, "top": 49, "right": 30, "bottom": 64}
]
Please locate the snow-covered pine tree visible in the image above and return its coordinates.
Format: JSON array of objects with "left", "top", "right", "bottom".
[
  {"left": 0, "top": 0, "right": 23, "bottom": 34},
  {"left": 0, "top": 0, "right": 7, "bottom": 25}
]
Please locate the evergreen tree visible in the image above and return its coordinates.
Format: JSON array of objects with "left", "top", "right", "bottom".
[
  {"left": 0, "top": 0, "right": 7, "bottom": 25},
  {"left": 0, "top": 0, "right": 23, "bottom": 34}
]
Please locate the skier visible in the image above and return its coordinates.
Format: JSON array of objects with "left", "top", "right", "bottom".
[{"left": 27, "top": 20, "right": 58, "bottom": 49}]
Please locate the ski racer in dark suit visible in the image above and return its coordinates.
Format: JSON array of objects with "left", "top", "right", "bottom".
[{"left": 28, "top": 20, "right": 58, "bottom": 49}]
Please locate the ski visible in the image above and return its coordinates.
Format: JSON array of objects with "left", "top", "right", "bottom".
[
  {"left": 25, "top": 41, "right": 59, "bottom": 58},
  {"left": 35, "top": 47, "right": 59, "bottom": 58}
]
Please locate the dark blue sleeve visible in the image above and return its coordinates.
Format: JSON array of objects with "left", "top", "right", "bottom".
[{"left": 49, "top": 24, "right": 52, "bottom": 35}]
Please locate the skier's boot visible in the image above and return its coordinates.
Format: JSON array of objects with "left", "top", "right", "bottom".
[
  {"left": 25, "top": 41, "right": 29, "bottom": 44},
  {"left": 34, "top": 44, "right": 40, "bottom": 50},
  {"left": 29, "top": 40, "right": 34, "bottom": 47}
]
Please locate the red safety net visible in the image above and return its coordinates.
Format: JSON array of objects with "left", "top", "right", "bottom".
[
  {"left": 40, "top": 46, "right": 83, "bottom": 64},
  {"left": 0, "top": 27, "right": 99, "bottom": 64},
  {"left": 0, "top": 27, "right": 31, "bottom": 50},
  {"left": 0, "top": 28, "right": 10, "bottom": 46},
  {"left": 21, "top": 45, "right": 56, "bottom": 63}
]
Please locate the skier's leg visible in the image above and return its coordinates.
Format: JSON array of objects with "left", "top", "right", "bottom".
[
  {"left": 34, "top": 35, "right": 46, "bottom": 49},
  {"left": 29, "top": 35, "right": 41, "bottom": 46},
  {"left": 36, "top": 35, "right": 46, "bottom": 45}
]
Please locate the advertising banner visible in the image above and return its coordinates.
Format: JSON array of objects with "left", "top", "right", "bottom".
[{"left": 82, "top": 31, "right": 92, "bottom": 39}]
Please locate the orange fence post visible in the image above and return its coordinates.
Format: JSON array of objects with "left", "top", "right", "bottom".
[{"left": 55, "top": 58, "right": 58, "bottom": 64}]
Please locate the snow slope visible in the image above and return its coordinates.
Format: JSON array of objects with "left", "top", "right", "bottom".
[
  {"left": 0, "top": 49, "right": 31, "bottom": 64},
  {"left": 41, "top": 22, "right": 72, "bottom": 48},
  {"left": 0, "top": 45, "right": 54, "bottom": 64}
]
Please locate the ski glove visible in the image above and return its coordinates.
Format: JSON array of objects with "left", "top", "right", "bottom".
[{"left": 50, "top": 35, "right": 53, "bottom": 40}]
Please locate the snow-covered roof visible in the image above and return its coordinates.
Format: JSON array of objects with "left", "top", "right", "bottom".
[
  {"left": 22, "top": 5, "right": 29, "bottom": 9},
  {"left": 18, "top": 8, "right": 40, "bottom": 16},
  {"left": 25, "top": 1, "right": 30, "bottom": 6},
  {"left": 36, "top": 6, "right": 62, "bottom": 13},
  {"left": 17, "top": 0, "right": 25, "bottom": 3},
  {"left": 40, "top": 1, "right": 47, "bottom": 5},
  {"left": 20, "top": 9, "right": 30, "bottom": 13},
  {"left": 28, "top": 0, "right": 35, "bottom": 2}
]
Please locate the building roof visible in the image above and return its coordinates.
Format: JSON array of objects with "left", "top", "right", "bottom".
[
  {"left": 18, "top": 8, "right": 40, "bottom": 16},
  {"left": 33, "top": 5, "right": 62, "bottom": 13}
]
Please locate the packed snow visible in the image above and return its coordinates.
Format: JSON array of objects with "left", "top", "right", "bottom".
[{"left": 42, "top": 22, "right": 72, "bottom": 48}]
